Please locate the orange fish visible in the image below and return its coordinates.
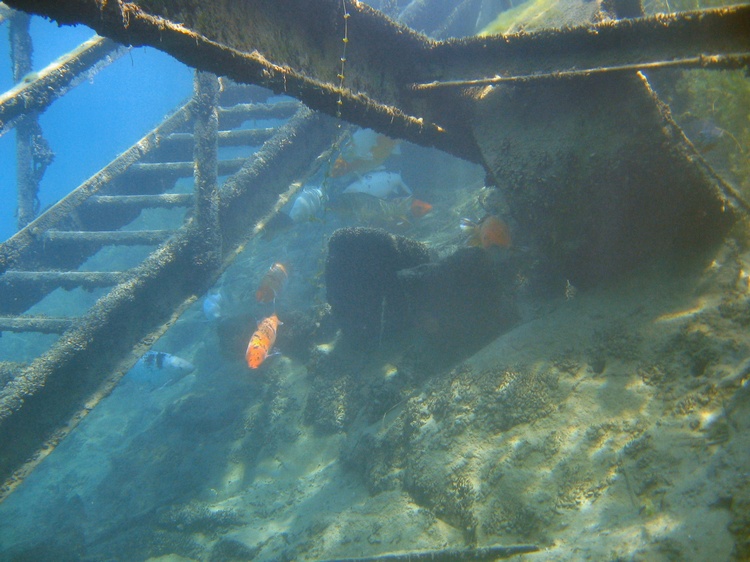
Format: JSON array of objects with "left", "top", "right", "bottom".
[
  {"left": 460, "top": 215, "right": 512, "bottom": 249},
  {"left": 256, "top": 262, "right": 288, "bottom": 303},
  {"left": 410, "top": 199, "right": 432, "bottom": 218},
  {"left": 246, "top": 313, "right": 280, "bottom": 369},
  {"left": 331, "top": 130, "right": 400, "bottom": 178}
]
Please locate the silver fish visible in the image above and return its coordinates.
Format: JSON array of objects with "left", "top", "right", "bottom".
[
  {"left": 289, "top": 186, "right": 325, "bottom": 222},
  {"left": 126, "top": 351, "right": 195, "bottom": 389},
  {"left": 342, "top": 171, "right": 411, "bottom": 199}
]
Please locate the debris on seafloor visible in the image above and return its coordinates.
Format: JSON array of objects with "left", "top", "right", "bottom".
[
  {"left": 319, "top": 543, "right": 541, "bottom": 561},
  {"left": 325, "top": 227, "right": 431, "bottom": 350}
]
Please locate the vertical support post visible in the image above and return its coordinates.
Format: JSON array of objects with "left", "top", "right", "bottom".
[
  {"left": 10, "top": 10, "right": 53, "bottom": 231},
  {"left": 192, "top": 70, "right": 221, "bottom": 268},
  {"left": 10, "top": 11, "right": 36, "bottom": 230}
]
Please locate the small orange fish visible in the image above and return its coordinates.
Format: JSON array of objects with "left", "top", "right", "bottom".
[
  {"left": 246, "top": 313, "right": 280, "bottom": 369},
  {"left": 256, "top": 262, "right": 288, "bottom": 303},
  {"left": 410, "top": 199, "right": 432, "bottom": 218},
  {"left": 460, "top": 215, "right": 512, "bottom": 249},
  {"left": 331, "top": 131, "right": 400, "bottom": 178}
]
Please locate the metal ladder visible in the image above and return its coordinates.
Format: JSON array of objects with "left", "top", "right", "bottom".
[{"left": 0, "top": 28, "right": 341, "bottom": 500}]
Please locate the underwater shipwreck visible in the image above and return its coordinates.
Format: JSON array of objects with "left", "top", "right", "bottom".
[{"left": 1, "top": 0, "right": 750, "bottom": 560}]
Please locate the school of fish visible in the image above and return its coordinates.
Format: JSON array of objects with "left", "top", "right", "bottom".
[{"left": 130, "top": 127, "right": 506, "bottom": 374}]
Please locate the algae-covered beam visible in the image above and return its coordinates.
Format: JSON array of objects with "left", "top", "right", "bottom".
[
  {"left": 192, "top": 71, "right": 221, "bottom": 267},
  {"left": 162, "top": 129, "right": 275, "bottom": 154},
  {"left": 127, "top": 158, "right": 246, "bottom": 179},
  {"left": 0, "top": 34, "right": 127, "bottom": 136},
  {"left": 1, "top": 0, "right": 477, "bottom": 163},
  {"left": 424, "top": 4, "right": 750, "bottom": 83},
  {"left": 9, "top": 9, "right": 44, "bottom": 230},
  {"left": 0, "top": 3, "right": 14, "bottom": 24},
  {"left": 0, "top": 270, "right": 126, "bottom": 291},
  {"left": 83, "top": 194, "right": 194, "bottom": 210},
  {"left": 0, "top": 316, "right": 73, "bottom": 334},
  {"left": 218, "top": 108, "right": 341, "bottom": 252},
  {"left": 5, "top": 0, "right": 750, "bottom": 162},
  {"left": 414, "top": 52, "right": 750, "bottom": 89},
  {"left": 43, "top": 229, "right": 174, "bottom": 247},
  {"left": 218, "top": 101, "right": 300, "bottom": 128}
]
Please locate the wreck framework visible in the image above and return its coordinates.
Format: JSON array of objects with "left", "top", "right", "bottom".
[{"left": 0, "top": 0, "right": 748, "bottom": 508}]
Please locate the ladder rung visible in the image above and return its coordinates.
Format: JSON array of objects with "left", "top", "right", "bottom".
[
  {"left": 218, "top": 100, "right": 300, "bottom": 121},
  {"left": 127, "top": 158, "right": 246, "bottom": 178},
  {"left": 0, "top": 316, "right": 74, "bottom": 334},
  {"left": 85, "top": 194, "right": 194, "bottom": 209},
  {"left": 44, "top": 230, "right": 173, "bottom": 246},
  {"left": 164, "top": 128, "right": 275, "bottom": 148},
  {"left": 1, "top": 271, "right": 126, "bottom": 290}
]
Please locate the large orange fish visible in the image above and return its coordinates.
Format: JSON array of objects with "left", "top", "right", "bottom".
[
  {"left": 246, "top": 313, "right": 280, "bottom": 369},
  {"left": 460, "top": 215, "right": 512, "bottom": 249},
  {"left": 256, "top": 262, "right": 288, "bottom": 303},
  {"left": 331, "top": 129, "right": 400, "bottom": 178}
]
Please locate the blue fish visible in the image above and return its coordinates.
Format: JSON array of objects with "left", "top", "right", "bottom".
[{"left": 125, "top": 351, "right": 195, "bottom": 389}]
